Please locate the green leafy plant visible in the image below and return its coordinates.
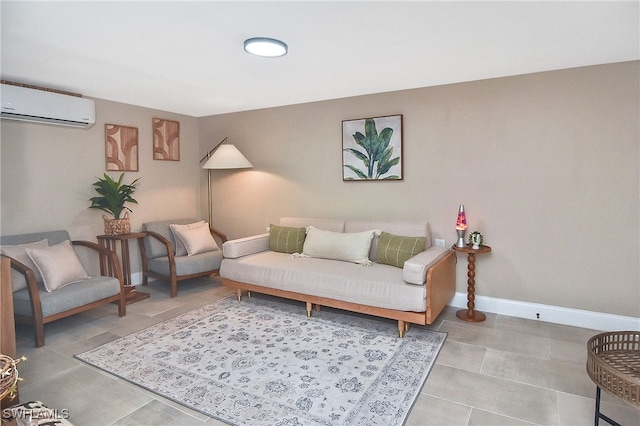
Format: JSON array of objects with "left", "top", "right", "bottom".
[
  {"left": 343, "top": 119, "right": 400, "bottom": 179},
  {"left": 88, "top": 173, "right": 139, "bottom": 219}
]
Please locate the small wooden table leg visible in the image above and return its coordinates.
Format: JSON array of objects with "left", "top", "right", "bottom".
[
  {"left": 456, "top": 252, "right": 486, "bottom": 322},
  {"left": 98, "top": 233, "right": 150, "bottom": 305},
  {"left": 453, "top": 245, "right": 491, "bottom": 322}
]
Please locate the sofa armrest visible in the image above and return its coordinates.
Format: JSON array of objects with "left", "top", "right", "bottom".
[
  {"left": 223, "top": 233, "right": 270, "bottom": 259},
  {"left": 403, "top": 246, "right": 450, "bottom": 285}
]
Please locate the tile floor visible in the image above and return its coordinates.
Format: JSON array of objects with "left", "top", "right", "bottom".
[{"left": 11, "top": 277, "right": 640, "bottom": 425}]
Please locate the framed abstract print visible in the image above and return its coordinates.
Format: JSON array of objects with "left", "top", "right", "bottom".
[
  {"left": 153, "top": 118, "right": 180, "bottom": 161},
  {"left": 105, "top": 124, "right": 138, "bottom": 171}
]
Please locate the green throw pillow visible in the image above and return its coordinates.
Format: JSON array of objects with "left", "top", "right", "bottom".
[
  {"left": 269, "top": 224, "right": 306, "bottom": 254},
  {"left": 376, "top": 232, "right": 427, "bottom": 268}
]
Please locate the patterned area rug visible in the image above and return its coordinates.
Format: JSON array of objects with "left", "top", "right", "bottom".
[{"left": 76, "top": 296, "right": 446, "bottom": 425}]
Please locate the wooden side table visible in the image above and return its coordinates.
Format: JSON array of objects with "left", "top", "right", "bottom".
[
  {"left": 97, "top": 233, "right": 150, "bottom": 304},
  {"left": 452, "top": 244, "right": 492, "bottom": 322}
]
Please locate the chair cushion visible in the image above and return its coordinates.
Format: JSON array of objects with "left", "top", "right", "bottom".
[
  {"left": 147, "top": 249, "right": 223, "bottom": 276},
  {"left": 12, "top": 276, "right": 121, "bottom": 318},
  {"left": 26, "top": 240, "right": 90, "bottom": 292},
  {"left": 0, "top": 239, "right": 48, "bottom": 291},
  {"left": 221, "top": 251, "right": 427, "bottom": 311}
]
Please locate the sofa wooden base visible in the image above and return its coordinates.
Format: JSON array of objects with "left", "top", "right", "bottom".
[{"left": 222, "top": 249, "right": 456, "bottom": 338}]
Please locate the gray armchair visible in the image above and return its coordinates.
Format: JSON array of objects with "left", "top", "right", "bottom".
[
  {"left": 0, "top": 230, "right": 125, "bottom": 347},
  {"left": 140, "top": 218, "right": 226, "bottom": 297}
]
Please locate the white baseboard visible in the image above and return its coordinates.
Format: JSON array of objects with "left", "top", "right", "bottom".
[
  {"left": 450, "top": 292, "right": 640, "bottom": 331},
  {"left": 130, "top": 272, "right": 143, "bottom": 286}
]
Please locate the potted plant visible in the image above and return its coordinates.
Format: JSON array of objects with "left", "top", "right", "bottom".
[
  {"left": 468, "top": 231, "right": 484, "bottom": 249},
  {"left": 89, "top": 173, "right": 140, "bottom": 235}
]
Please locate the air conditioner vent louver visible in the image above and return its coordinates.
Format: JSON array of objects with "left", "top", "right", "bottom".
[{"left": 1, "top": 84, "right": 95, "bottom": 128}]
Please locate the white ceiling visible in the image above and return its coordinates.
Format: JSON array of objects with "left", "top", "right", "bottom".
[{"left": 2, "top": 1, "right": 638, "bottom": 117}]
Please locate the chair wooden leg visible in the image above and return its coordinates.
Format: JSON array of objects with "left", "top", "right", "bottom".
[
  {"left": 117, "top": 297, "right": 126, "bottom": 317},
  {"left": 236, "top": 289, "right": 242, "bottom": 301},
  {"left": 306, "top": 302, "right": 312, "bottom": 317},
  {"left": 170, "top": 277, "right": 178, "bottom": 298},
  {"left": 34, "top": 321, "right": 45, "bottom": 348}
]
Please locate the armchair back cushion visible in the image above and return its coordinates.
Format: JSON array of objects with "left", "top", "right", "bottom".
[
  {"left": 12, "top": 276, "right": 121, "bottom": 317},
  {"left": 1, "top": 231, "right": 70, "bottom": 291},
  {"left": 0, "top": 239, "right": 48, "bottom": 291}
]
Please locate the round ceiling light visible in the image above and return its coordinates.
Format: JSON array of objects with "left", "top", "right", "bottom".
[{"left": 244, "top": 37, "right": 288, "bottom": 57}]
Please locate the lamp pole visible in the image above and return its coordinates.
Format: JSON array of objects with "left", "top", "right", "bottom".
[
  {"left": 200, "top": 137, "right": 253, "bottom": 225},
  {"left": 200, "top": 137, "right": 228, "bottom": 225}
]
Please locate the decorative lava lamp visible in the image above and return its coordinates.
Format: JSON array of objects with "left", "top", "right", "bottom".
[{"left": 455, "top": 204, "right": 467, "bottom": 247}]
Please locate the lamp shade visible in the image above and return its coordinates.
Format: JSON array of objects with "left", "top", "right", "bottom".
[{"left": 202, "top": 144, "right": 253, "bottom": 169}]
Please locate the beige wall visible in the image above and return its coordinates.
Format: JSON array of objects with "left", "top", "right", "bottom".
[
  {"left": 1, "top": 62, "right": 637, "bottom": 318},
  {"left": 198, "top": 61, "right": 639, "bottom": 317},
  {"left": 1, "top": 98, "right": 202, "bottom": 273}
]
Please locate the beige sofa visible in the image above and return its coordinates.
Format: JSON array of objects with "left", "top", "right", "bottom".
[{"left": 220, "top": 217, "right": 456, "bottom": 336}]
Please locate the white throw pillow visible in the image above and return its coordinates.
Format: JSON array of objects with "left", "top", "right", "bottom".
[
  {"left": 0, "top": 239, "right": 48, "bottom": 292},
  {"left": 302, "top": 226, "right": 379, "bottom": 265},
  {"left": 26, "top": 240, "right": 90, "bottom": 292},
  {"left": 171, "top": 222, "right": 219, "bottom": 256},
  {"left": 170, "top": 221, "right": 206, "bottom": 256}
]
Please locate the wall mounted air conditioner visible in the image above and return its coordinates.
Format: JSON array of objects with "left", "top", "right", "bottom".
[{"left": 1, "top": 84, "right": 96, "bottom": 128}]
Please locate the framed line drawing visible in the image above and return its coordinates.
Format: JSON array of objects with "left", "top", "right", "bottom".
[
  {"left": 105, "top": 124, "right": 138, "bottom": 171},
  {"left": 153, "top": 118, "right": 180, "bottom": 161},
  {"left": 342, "top": 114, "right": 403, "bottom": 181}
]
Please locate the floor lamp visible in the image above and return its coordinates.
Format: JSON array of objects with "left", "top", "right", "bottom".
[{"left": 200, "top": 137, "right": 253, "bottom": 225}]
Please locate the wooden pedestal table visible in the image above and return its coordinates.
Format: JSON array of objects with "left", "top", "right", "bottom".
[
  {"left": 452, "top": 244, "right": 492, "bottom": 322},
  {"left": 97, "top": 233, "right": 150, "bottom": 304}
]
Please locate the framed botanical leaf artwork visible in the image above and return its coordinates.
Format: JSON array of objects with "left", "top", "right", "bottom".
[
  {"left": 105, "top": 124, "right": 139, "bottom": 171},
  {"left": 153, "top": 118, "right": 180, "bottom": 161},
  {"left": 342, "top": 114, "right": 403, "bottom": 181}
]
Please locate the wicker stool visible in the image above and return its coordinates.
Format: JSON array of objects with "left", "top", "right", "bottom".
[{"left": 586, "top": 331, "right": 640, "bottom": 426}]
